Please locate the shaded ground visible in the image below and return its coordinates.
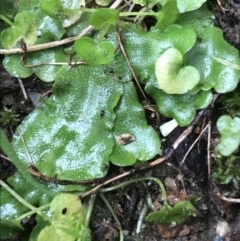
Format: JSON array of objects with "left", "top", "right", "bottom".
[{"left": 1, "top": 1, "right": 240, "bottom": 240}]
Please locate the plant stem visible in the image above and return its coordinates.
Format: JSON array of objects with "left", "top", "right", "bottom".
[
  {"left": 0, "top": 14, "right": 13, "bottom": 26},
  {"left": 0, "top": 180, "right": 51, "bottom": 222},
  {"left": 119, "top": 11, "right": 159, "bottom": 17},
  {"left": 0, "top": 130, "right": 55, "bottom": 197},
  {"left": 99, "top": 193, "right": 124, "bottom": 241},
  {"left": 100, "top": 177, "right": 168, "bottom": 206},
  {"left": 15, "top": 204, "right": 50, "bottom": 222},
  {"left": 136, "top": 202, "right": 148, "bottom": 234},
  {"left": 85, "top": 194, "right": 97, "bottom": 227}
]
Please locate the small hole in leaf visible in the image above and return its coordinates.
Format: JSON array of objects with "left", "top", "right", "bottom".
[
  {"left": 100, "top": 110, "right": 105, "bottom": 118},
  {"left": 62, "top": 207, "right": 67, "bottom": 214}
]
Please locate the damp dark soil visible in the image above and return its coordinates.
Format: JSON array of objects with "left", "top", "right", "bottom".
[{"left": 1, "top": 1, "right": 240, "bottom": 240}]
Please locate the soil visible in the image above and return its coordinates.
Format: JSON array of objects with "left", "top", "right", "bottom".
[{"left": 1, "top": 1, "right": 240, "bottom": 241}]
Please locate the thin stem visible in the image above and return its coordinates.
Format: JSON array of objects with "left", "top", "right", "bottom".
[
  {"left": 119, "top": 11, "right": 158, "bottom": 17},
  {"left": 0, "top": 130, "right": 55, "bottom": 197},
  {"left": 179, "top": 123, "right": 210, "bottom": 172},
  {"left": 0, "top": 179, "right": 33, "bottom": 210},
  {"left": 85, "top": 194, "right": 97, "bottom": 226},
  {"left": 116, "top": 26, "right": 147, "bottom": 100},
  {"left": 136, "top": 202, "right": 148, "bottom": 234},
  {"left": 99, "top": 193, "right": 124, "bottom": 241},
  {"left": 0, "top": 179, "right": 51, "bottom": 222},
  {"left": 100, "top": 177, "right": 167, "bottom": 205},
  {"left": 0, "top": 14, "right": 13, "bottom": 26},
  {"left": 15, "top": 204, "right": 50, "bottom": 221}
]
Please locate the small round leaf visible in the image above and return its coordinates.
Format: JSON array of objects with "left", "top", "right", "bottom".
[
  {"left": 74, "top": 37, "right": 115, "bottom": 66},
  {"left": 155, "top": 48, "right": 200, "bottom": 94}
]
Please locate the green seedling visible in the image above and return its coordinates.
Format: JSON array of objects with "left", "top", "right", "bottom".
[
  {"left": 0, "top": 107, "right": 20, "bottom": 127},
  {"left": 1, "top": 12, "right": 38, "bottom": 49},
  {"left": 215, "top": 115, "right": 240, "bottom": 157},
  {"left": 212, "top": 155, "right": 240, "bottom": 189}
]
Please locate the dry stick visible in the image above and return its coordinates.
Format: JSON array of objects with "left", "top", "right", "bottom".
[
  {"left": 16, "top": 129, "right": 35, "bottom": 166},
  {"left": 17, "top": 78, "right": 28, "bottom": 100},
  {"left": 26, "top": 167, "right": 96, "bottom": 185},
  {"left": 216, "top": 193, "right": 240, "bottom": 203},
  {"left": 216, "top": 0, "right": 229, "bottom": 11},
  {"left": 0, "top": 154, "right": 12, "bottom": 162},
  {"left": 116, "top": 26, "right": 148, "bottom": 100},
  {"left": 22, "top": 61, "right": 85, "bottom": 68},
  {"left": 212, "top": 181, "right": 240, "bottom": 203},
  {"left": 0, "top": 0, "right": 124, "bottom": 55},
  {"left": 207, "top": 122, "right": 211, "bottom": 176},
  {"left": 32, "top": 89, "right": 52, "bottom": 106},
  {"left": 0, "top": 27, "right": 93, "bottom": 55},
  {"left": 81, "top": 109, "right": 209, "bottom": 198},
  {"left": 179, "top": 123, "right": 210, "bottom": 172}
]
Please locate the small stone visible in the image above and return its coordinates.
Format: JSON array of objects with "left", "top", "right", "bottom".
[
  {"left": 216, "top": 221, "right": 231, "bottom": 238},
  {"left": 164, "top": 177, "right": 178, "bottom": 190}
]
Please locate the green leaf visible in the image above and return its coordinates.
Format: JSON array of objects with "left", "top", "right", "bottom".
[
  {"left": 110, "top": 82, "right": 160, "bottom": 166},
  {"left": 3, "top": 48, "right": 67, "bottom": 81},
  {"left": 215, "top": 115, "right": 240, "bottom": 156},
  {"left": 89, "top": 8, "right": 119, "bottom": 29},
  {"left": 40, "top": 0, "right": 85, "bottom": 27},
  {"left": 120, "top": 24, "right": 197, "bottom": 84},
  {"left": 159, "top": 0, "right": 207, "bottom": 13},
  {"left": 38, "top": 224, "right": 77, "bottom": 241},
  {"left": 12, "top": 65, "right": 123, "bottom": 181},
  {"left": 50, "top": 194, "right": 81, "bottom": 221},
  {"left": 29, "top": 215, "right": 50, "bottom": 241},
  {"left": 0, "top": 129, "right": 56, "bottom": 197},
  {"left": 38, "top": 194, "right": 87, "bottom": 241},
  {"left": 156, "top": 0, "right": 180, "bottom": 31},
  {"left": 145, "top": 201, "right": 197, "bottom": 225},
  {"left": 74, "top": 37, "right": 115, "bottom": 66},
  {"left": 18, "top": 0, "right": 66, "bottom": 44},
  {"left": 1, "top": 11, "right": 38, "bottom": 49},
  {"left": 0, "top": 189, "right": 25, "bottom": 239},
  {"left": 40, "top": 0, "right": 63, "bottom": 19},
  {"left": 0, "top": 0, "right": 18, "bottom": 19},
  {"left": 155, "top": 48, "right": 200, "bottom": 94},
  {"left": 177, "top": 5, "right": 240, "bottom": 93},
  {"left": 145, "top": 87, "right": 212, "bottom": 126}
]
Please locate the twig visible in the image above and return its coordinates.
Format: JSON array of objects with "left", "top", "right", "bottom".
[
  {"left": 22, "top": 61, "right": 85, "bottom": 68},
  {"left": 26, "top": 166, "right": 96, "bottom": 185},
  {"left": 32, "top": 89, "right": 52, "bottom": 106},
  {"left": 0, "top": 26, "right": 93, "bottom": 55},
  {"left": 0, "top": 0, "right": 124, "bottom": 55},
  {"left": 17, "top": 78, "right": 28, "bottom": 100},
  {"left": 16, "top": 129, "right": 34, "bottom": 166},
  {"left": 207, "top": 122, "right": 211, "bottom": 176},
  {"left": 116, "top": 26, "right": 148, "bottom": 100},
  {"left": 216, "top": 193, "right": 240, "bottom": 203},
  {"left": 179, "top": 123, "right": 210, "bottom": 172},
  {"left": 216, "top": 0, "right": 229, "bottom": 12},
  {"left": 0, "top": 154, "right": 12, "bottom": 162},
  {"left": 212, "top": 181, "right": 240, "bottom": 203}
]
